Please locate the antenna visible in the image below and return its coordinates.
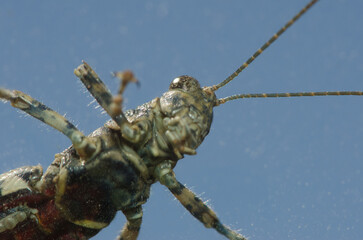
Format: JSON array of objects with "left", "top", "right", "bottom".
[
  {"left": 211, "top": 0, "right": 318, "bottom": 91},
  {"left": 208, "top": 0, "right": 362, "bottom": 105},
  {"left": 217, "top": 91, "right": 363, "bottom": 105}
]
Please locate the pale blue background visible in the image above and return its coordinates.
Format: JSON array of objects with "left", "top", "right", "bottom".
[{"left": 0, "top": 1, "right": 362, "bottom": 239}]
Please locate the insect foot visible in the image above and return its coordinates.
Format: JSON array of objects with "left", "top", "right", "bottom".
[
  {"left": 111, "top": 70, "right": 140, "bottom": 95},
  {"left": 75, "top": 62, "right": 148, "bottom": 145}
]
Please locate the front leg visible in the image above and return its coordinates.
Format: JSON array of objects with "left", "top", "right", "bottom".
[
  {"left": 74, "top": 62, "right": 146, "bottom": 144},
  {"left": 0, "top": 88, "right": 97, "bottom": 159},
  {"left": 155, "top": 162, "right": 247, "bottom": 240},
  {"left": 117, "top": 206, "right": 143, "bottom": 240}
]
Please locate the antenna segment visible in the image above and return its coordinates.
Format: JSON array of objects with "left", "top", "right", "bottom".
[
  {"left": 211, "top": 0, "right": 319, "bottom": 91},
  {"left": 217, "top": 91, "right": 363, "bottom": 105}
]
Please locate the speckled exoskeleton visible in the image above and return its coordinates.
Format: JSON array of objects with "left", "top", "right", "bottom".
[{"left": 0, "top": 1, "right": 362, "bottom": 239}]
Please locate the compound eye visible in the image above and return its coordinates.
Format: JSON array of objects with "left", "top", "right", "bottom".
[{"left": 169, "top": 75, "right": 201, "bottom": 92}]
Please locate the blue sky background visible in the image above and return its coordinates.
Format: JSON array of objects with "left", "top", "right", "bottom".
[{"left": 1, "top": 1, "right": 362, "bottom": 239}]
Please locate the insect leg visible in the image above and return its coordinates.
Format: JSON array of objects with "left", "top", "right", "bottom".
[
  {"left": 0, "top": 88, "right": 96, "bottom": 159},
  {"left": 117, "top": 206, "right": 143, "bottom": 240},
  {"left": 111, "top": 70, "right": 139, "bottom": 96},
  {"left": 74, "top": 61, "right": 124, "bottom": 121},
  {"left": 0, "top": 166, "right": 44, "bottom": 237},
  {"left": 74, "top": 62, "right": 146, "bottom": 144},
  {"left": 0, "top": 207, "right": 38, "bottom": 233},
  {"left": 155, "top": 162, "right": 246, "bottom": 240}
]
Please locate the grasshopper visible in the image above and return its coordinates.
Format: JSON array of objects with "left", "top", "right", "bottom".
[{"left": 0, "top": 0, "right": 362, "bottom": 239}]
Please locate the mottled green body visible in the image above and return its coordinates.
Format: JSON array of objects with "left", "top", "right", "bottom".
[
  {"left": 1, "top": 1, "right": 346, "bottom": 239},
  {"left": 0, "top": 64, "right": 242, "bottom": 240}
]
